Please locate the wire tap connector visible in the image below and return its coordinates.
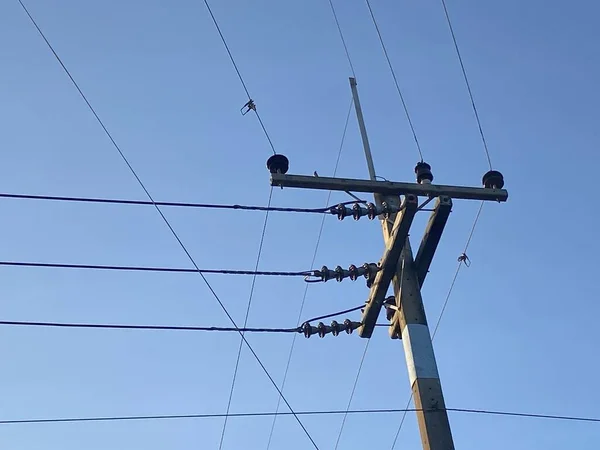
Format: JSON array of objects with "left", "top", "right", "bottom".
[
  {"left": 301, "top": 319, "right": 360, "bottom": 338},
  {"left": 305, "top": 263, "right": 379, "bottom": 287},
  {"left": 330, "top": 202, "right": 403, "bottom": 220},
  {"left": 241, "top": 99, "right": 256, "bottom": 115},
  {"left": 458, "top": 253, "right": 471, "bottom": 267}
]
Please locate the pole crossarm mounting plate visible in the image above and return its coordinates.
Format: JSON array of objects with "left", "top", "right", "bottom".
[
  {"left": 270, "top": 173, "right": 508, "bottom": 202},
  {"left": 414, "top": 196, "right": 453, "bottom": 287},
  {"left": 359, "top": 194, "right": 418, "bottom": 338}
]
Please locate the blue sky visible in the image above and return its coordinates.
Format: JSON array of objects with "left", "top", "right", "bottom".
[{"left": 1, "top": 0, "right": 599, "bottom": 448}]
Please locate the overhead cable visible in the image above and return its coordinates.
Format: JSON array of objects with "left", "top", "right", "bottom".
[
  {"left": 364, "top": 0, "right": 424, "bottom": 161},
  {"left": 2, "top": 406, "right": 598, "bottom": 426},
  {"left": 202, "top": 0, "right": 276, "bottom": 155},
  {"left": 0, "top": 261, "right": 314, "bottom": 277},
  {"left": 0, "top": 192, "right": 361, "bottom": 214},
  {"left": 16, "top": 2, "right": 315, "bottom": 446}
]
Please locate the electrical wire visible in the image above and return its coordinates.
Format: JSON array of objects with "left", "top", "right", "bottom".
[
  {"left": 440, "top": 0, "right": 492, "bottom": 170},
  {"left": 2, "top": 407, "right": 598, "bottom": 426},
  {"left": 364, "top": 0, "right": 424, "bottom": 162},
  {"left": 0, "top": 261, "right": 314, "bottom": 277},
  {"left": 333, "top": 339, "right": 370, "bottom": 450},
  {"left": 16, "top": 2, "right": 317, "bottom": 447},
  {"left": 202, "top": 0, "right": 276, "bottom": 155},
  {"left": 0, "top": 305, "right": 365, "bottom": 334},
  {"left": 327, "top": 0, "right": 356, "bottom": 77},
  {"left": 336, "top": 258, "right": 405, "bottom": 448},
  {"left": 390, "top": 202, "right": 485, "bottom": 449},
  {"left": 219, "top": 188, "right": 273, "bottom": 449},
  {"left": 266, "top": 97, "right": 354, "bottom": 450},
  {"left": 0, "top": 192, "right": 358, "bottom": 214},
  {"left": 0, "top": 320, "right": 301, "bottom": 334}
]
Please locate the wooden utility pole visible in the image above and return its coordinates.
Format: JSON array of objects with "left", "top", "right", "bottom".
[{"left": 266, "top": 77, "right": 507, "bottom": 450}]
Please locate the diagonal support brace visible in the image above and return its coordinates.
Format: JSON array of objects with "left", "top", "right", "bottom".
[
  {"left": 414, "top": 196, "right": 453, "bottom": 287},
  {"left": 359, "top": 194, "right": 418, "bottom": 338}
]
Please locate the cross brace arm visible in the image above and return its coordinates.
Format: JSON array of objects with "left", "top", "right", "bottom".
[
  {"left": 414, "top": 196, "right": 452, "bottom": 287},
  {"left": 271, "top": 173, "right": 508, "bottom": 202},
  {"left": 359, "top": 194, "right": 418, "bottom": 338}
]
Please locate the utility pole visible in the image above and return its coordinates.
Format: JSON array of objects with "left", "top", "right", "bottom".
[{"left": 266, "top": 77, "right": 507, "bottom": 450}]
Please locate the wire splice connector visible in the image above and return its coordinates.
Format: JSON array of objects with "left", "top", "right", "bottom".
[
  {"left": 330, "top": 201, "right": 401, "bottom": 220},
  {"left": 305, "top": 263, "right": 379, "bottom": 287},
  {"left": 301, "top": 319, "right": 360, "bottom": 338}
]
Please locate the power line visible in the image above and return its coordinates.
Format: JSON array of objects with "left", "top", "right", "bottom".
[
  {"left": 327, "top": 0, "right": 356, "bottom": 77},
  {"left": 266, "top": 97, "right": 354, "bottom": 449},
  {"left": 17, "top": 2, "right": 316, "bottom": 446},
  {"left": 334, "top": 339, "right": 370, "bottom": 450},
  {"left": 2, "top": 406, "right": 598, "bottom": 426},
  {"left": 202, "top": 0, "right": 276, "bottom": 155},
  {"left": 390, "top": 202, "right": 485, "bottom": 449},
  {"left": 0, "top": 320, "right": 300, "bottom": 334},
  {"left": 0, "top": 192, "right": 351, "bottom": 214},
  {"left": 219, "top": 188, "right": 273, "bottom": 449},
  {"left": 364, "top": 0, "right": 424, "bottom": 162},
  {"left": 0, "top": 305, "right": 366, "bottom": 334},
  {"left": 0, "top": 261, "right": 314, "bottom": 277},
  {"left": 439, "top": 0, "right": 492, "bottom": 170}
]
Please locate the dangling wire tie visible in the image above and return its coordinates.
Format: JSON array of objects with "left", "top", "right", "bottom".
[
  {"left": 457, "top": 253, "right": 471, "bottom": 267},
  {"left": 241, "top": 99, "right": 256, "bottom": 115}
]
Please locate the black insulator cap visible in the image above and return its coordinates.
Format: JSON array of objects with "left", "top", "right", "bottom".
[
  {"left": 482, "top": 170, "right": 505, "bottom": 189},
  {"left": 415, "top": 161, "right": 434, "bottom": 184},
  {"left": 266, "top": 154, "right": 289, "bottom": 174}
]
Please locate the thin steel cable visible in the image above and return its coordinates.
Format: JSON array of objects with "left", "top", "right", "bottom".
[
  {"left": 440, "top": 0, "right": 492, "bottom": 169},
  {"left": 266, "top": 97, "right": 354, "bottom": 449},
  {"left": 364, "top": 0, "right": 424, "bottom": 161},
  {"left": 219, "top": 188, "right": 273, "bottom": 449},
  {"left": 0, "top": 261, "right": 314, "bottom": 277},
  {"left": 17, "top": 3, "right": 316, "bottom": 447},
  {"left": 390, "top": 202, "right": 485, "bottom": 449},
  {"left": 0, "top": 192, "right": 357, "bottom": 214},
  {"left": 2, "top": 407, "right": 599, "bottom": 425},
  {"left": 327, "top": 0, "right": 356, "bottom": 77},
  {"left": 333, "top": 339, "right": 370, "bottom": 450},
  {"left": 202, "top": 0, "right": 276, "bottom": 155},
  {"left": 0, "top": 320, "right": 301, "bottom": 334}
]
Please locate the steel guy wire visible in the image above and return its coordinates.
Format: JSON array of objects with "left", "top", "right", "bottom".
[
  {"left": 0, "top": 192, "right": 362, "bottom": 214},
  {"left": 219, "top": 187, "right": 273, "bottom": 450},
  {"left": 440, "top": 0, "right": 493, "bottom": 170},
  {"left": 202, "top": 0, "right": 276, "bottom": 155},
  {"left": 2, "top": 407, "right": 599, "bottom": 426},
  {"left": 364, "top": 0, "right": 424, "bottom": 162},
  {"left": 327, "top": 0, "right": 356, "bottom": 77},
  {"left": 390, "top": 202, "right": 485, "bottom": 449},
  {"left": 17, "top": 2, "right": 317, "bottom": 447},
  {"left": 266, "top": 97, "right": 354, "bottom": 450}
]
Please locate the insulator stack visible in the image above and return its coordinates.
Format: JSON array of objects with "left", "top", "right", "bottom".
[
  {"left": 330, "top": 202, "right": 399, "bottom": 220},
  {"left": 301, "top": 319, "right": 360, "bottom": 338},
  {"left": 308, "top": 263, "right": 379, "bottom": 286}
]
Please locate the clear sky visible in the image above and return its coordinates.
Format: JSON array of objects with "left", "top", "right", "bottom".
[{"left": 1, "top": 0, "right": 599, "bottom": 449}]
